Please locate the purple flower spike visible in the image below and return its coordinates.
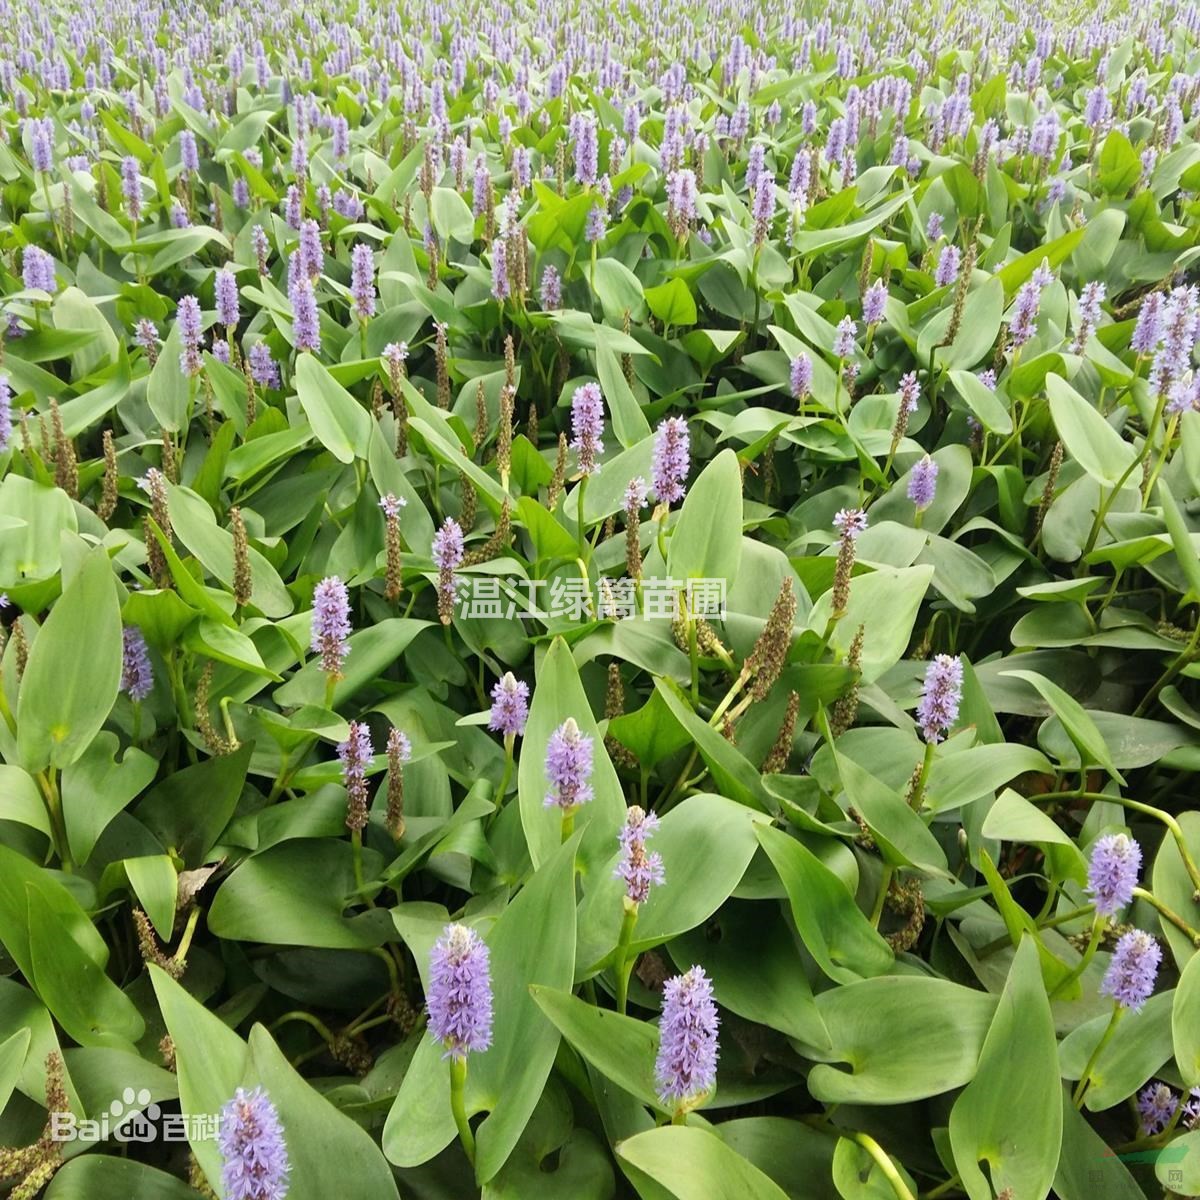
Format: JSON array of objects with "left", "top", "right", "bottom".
[
  {"left": 1137, "top": 1083, "right": 1177, "bottom": 1136},
  {"left": 489, "top": 672, "right": 529, "bottom": 737},
  {"left": 350, "top": 243, "right": 375, "bottom": 319},
  {"left": 120, "top": 627, "right": 153, "bottom": 701},
  {"left": 862, "top": 280, "right": 887, "bottom": 325},
  {"left": 833, "top": 316, "right": 856, "bottom": 358},
  {"left": 215, "top": 268, "right": 239, "bottom": 328},
  {"left": 218, "top": 1087, "right": 289, "bottom": 1200},
  {"left": 655, "top": 965, "right": 719, "bottom": 1108},
  {"left": 338, "top": 719, "right": 374, "bottom": 831},
  {"left": 899, "top": 371, "right": 920, "bottom": 413},
  {"left": 21, "top": 246, "right": 56, "bottom": 293},
  {"left": 311, "top": 575, "right": 351, "bottom": 676},
  {"left": 1087, "top": 833, "right": 1141, "bottom": 917},
  {"left": 615, "top": 806, "right": 665, "bottom": 905},
  {"left": 934, "top": 244, "right": 960, "bottom": 288},
  {"left": 428, "top": 923, "right": 494, "bottom": 1060},
  {"left": 570, "top": 382, "right": 605, "bottom": 477},
  {"left": 540, "top": 264, "right": 562, "bottom": 310},
  {"left": 1100, "top": 928, "right": 1161, "bottom": 1012},
  {"left": 177, "top": 295, "right": 203, "bottom": 376},
  {"left": 490, "top": 238, "right": 509, "bottom": 300},
  {"left": 916, "top": 654, "right": 962, "bottom": 744},
  {"left": 432, "top": 517, "right": 464, "bottom": 571},
  {"left": 652, "top": 417, "right": 689, "bottom": 505},
  {"left": 121, "top": 155, "right": 142, "bottom": 222},
  {"left": 790, "top": 353, "right": 812, "bottom": 402},
  {"left": 288, "top": 253, "right": 320, "bottom": 353},
  {"left": 907, "top": 454, "right": 939, "bottom": 511},
  {"left": 248, "top": 342, "right": 279, "bottom": 388},
  {"left": 0, "top": 375, "right": 10, "bottom": 452},
  {"left": 544, "top": 718, "right": 594, "bottom": 811}
]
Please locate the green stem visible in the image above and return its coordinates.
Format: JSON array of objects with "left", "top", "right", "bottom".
[
  {"left": 1073, "top": 1004, "right": 1123, "bottom": 1107},
  {"left": 561, "top": 808, "right": 575, "bottom": 843},
  {"left": 613, "top": 901, "right": 639, "bottom": 1015},
  {"left": 1029, "top": 790, "right": 1200, "bottom": 900},
  {"left": 1049, "top": 910, "right": 1105, "bottom": 1000},
  {"left": 450, "top": 1055, "right": 476, "bottom": 1165},
  {"left": 171, "top": 906, "right": 202, "bottom": 966},
  {"left": 907, "top": 740, "right": 937, "bottom": 811},
  {"left": 1133, "top": 886, "right": 1200, "bottom": 946},
  {"left": 576, "top": 476, "right": 589, "bottom": 558},
  {"left": 36, "top": 768, "right": 73, "bottom": 871},
  {"left": 853, "top": 1133, "right": 915, "bottom": 1200}
]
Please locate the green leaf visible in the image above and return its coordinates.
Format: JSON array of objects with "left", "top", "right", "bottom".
[
  {"left": 1175, "top": 946, "right": 1200, "bottom": 1086},
  {"left": 809, "top": 976, "right": 997, "bottom": 1103},
  {"left": 17, "top": 547, "right": 122, "bottom": 772},
  {"left": 616, "top": 1126, "right": 791, "bottom": 1200},
  {"left": 123, "top": 855, "right": 178, "bottom": 937},
  {"left": 1046, "top": 374, "right": 1136, "bottom": 489},
  {"left": 1159, "top": 485, "right": 1200, "bottom": 603},
  {"left": 755, "top": 824, "right": 893, "bottom": 984},
  {"left": 948, "top": 368, "right": 1013, "bottom": 435},
  {"left": 27, "top": 883, "right": 144, "bottom": 1049},
  {"left": 295, "top": 353, "right": 372, "bottom": 463},
  {"left": 529, "top": 985, "right": 664, "bottom": 1112},
  {"left": 644, "top": 278, "right": 698, "bottom": 327},
  {"left": 667, "top": 448, "right": 743, "bottom": 581},
  {"left": 576, "top": 793, "right": 767, "bottom": 973},
  {"left": 1097, "top": 128, "right": 1142, "bottom": 196},
  {"left": 146, "top": 321, "right": 190, "bottom": 431},
  {"left": 386, "top": 837, "right": 579, "bottom": 1180},
  {"left": 208, "top": 840, "right": 390, "bottom": 949},
  {"left": 247, "top": 1024, "right": 401, "bottom": 1199},
  {"left": 1059, "top": 990, "right": 1173, "bottom": 1111},
  {"left": 949, "top": 936, "right": 1062, "bottom": 1200},
  {"left": 670, "top": 903, "right": 829, "bottom": 1049},
  {"left": 273, "top": 618, "right": 431, "bottom": 708},
  {"left": 999, "top": 669, "right": 1124, "bottom": 783},
  {"left": 46, "top": 1157, "right": 202, "bottom": 1200},
  {"left": 135, "top": 743, "right": 251, "bottom": 866},
  {"left": 149, "top": 965, "right": 248, "bottom": 1188}
]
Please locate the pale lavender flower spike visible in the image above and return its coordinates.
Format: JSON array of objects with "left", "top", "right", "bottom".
[
  {"left": 311, "top": 575, "right": 351, "bottom": 675},
  {"left": 428, "top": 923, "right": 494, "bottom": 1059},
  {"left": 489, "top": 671, "right": 530, "bottom": 737},
  {"left": 615, "top": 806, "right": 665, "bottom": 905},
  {"left": 1086, "top": 833, "right": 1141, "bottom": 917},
  {"left": 570, "top": 382, "right": 605, "bottom": 476},
  {"left": 1137, "top": 1083, "right": 1177, "bottom": 1136},
  {"left": 1100, "top": 928, "right": 1161, "bottom": 1012},
  {"left": 120, "top": 627, "right": 153, "bottom": 701},
  {"left": 544, "top": 718, "right": 594, "bottom": 810},
  {"left": 916, "top": 654, "right": 962, "bottom": 743},
  {"left": 862, "top": 279, "right": 887, "bottom": 325},
  {"left": 215, "top": 267, "right": 240, "bottom": 328},
  {"left": 908, "top": 454, "right": 939, "bottom": 510},
  {"left": 218, "top": 1087, "right": 289, "bottom": 1200},
  {"left": 790, "top": 353, "right": 812, "bottom": 401},
  {"left": 833, "top": 316, "right": 856, "bottom": 358},
  {"left": 655, "top": 965, "right": 719, "bottom": 1107},
  {"left": 651, "top": 417, "right": 689, "bottom": 504}
]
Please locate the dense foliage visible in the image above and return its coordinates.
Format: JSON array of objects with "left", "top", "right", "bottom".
[{"left": 2, "top": 0, "right": 1200, "bottom": 1197}]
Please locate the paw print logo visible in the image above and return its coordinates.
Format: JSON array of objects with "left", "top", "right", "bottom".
[{"left": 112, "top": 1087, "right": 161, "bottom": 1143}]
